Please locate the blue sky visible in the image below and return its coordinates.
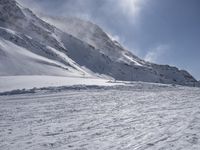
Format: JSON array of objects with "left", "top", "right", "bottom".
[{"left": 18, "top": 0, "right": 200, "bottom": 80}]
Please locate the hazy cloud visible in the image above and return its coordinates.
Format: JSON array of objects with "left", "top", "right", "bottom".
[
  {"left": 145, "top": 45, "right": 169, "bottom": 63},
  {"left": 117, "top": 0, "right": 148, "bottom": 19}
]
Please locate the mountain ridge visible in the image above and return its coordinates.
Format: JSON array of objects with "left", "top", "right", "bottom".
[{"left": 0, "top": 0, "right": 199, "bottom": 86}]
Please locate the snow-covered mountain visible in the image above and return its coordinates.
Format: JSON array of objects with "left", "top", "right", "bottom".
[{"left": 0, "top": 0, "right": 199, "bottom": 86}]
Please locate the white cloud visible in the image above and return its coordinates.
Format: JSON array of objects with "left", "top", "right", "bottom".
[
  {"left": 118, "top": 0, "right": 142, "bottom": 15},
  {"left": 117, "top": 0, "right": 148, "bottom": 19},
  {"left": 144, "top": 44, "right": 169, "bottom": 63}
]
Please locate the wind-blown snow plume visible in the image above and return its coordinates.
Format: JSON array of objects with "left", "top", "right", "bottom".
[{"left": 145, "top": 45, "right": 169, "bottom": 63}]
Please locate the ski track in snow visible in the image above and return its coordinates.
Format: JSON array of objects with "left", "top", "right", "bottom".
[{"left": 0, "top": 86, "right": 200, "bottom": 150}]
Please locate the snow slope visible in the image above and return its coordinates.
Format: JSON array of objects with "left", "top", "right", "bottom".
[
  {"left": 0, "top": 38, "right": 88, "bottom": 77},
  {"left": 0, "top": 0, "right": 199, "bottom": 86},
  {"left": 0, "top": 75, "right": 119, "bottom": 93},
  {"left": 41, "top": 15, "right": 199, "bottom": 86},
  {"left": 1, "top": 84, "right": 200, "bottom": 150},
  {"left": 0, "top": 0, "right": 91, "bottom": 77},
  {"left": 40, "top": 15, "right": 144, "bottom": 65}
]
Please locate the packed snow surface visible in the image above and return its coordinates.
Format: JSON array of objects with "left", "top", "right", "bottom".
[{"left": 1, "top": 83, "right": 200, "bottom": 150}]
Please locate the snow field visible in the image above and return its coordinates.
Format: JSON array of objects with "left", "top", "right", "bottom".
[{"left": 0, "top": 85, "right": 200, "bottom": 150}]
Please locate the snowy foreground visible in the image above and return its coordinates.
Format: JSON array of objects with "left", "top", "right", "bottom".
[{"left": 1, "top": 80, "right": 200, "bottom": 150}]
